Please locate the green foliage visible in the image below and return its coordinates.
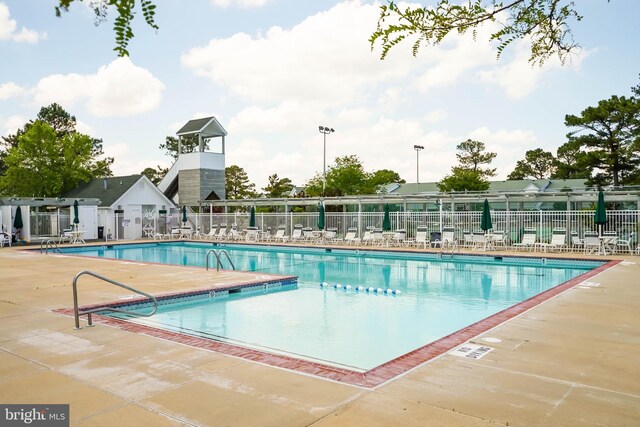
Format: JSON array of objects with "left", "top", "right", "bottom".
[
  {"left": 159, "top": 135, "right": 203, "bottom": 160},
  {"left": 0, "top": 103, "right": 113, "bottom": 187},
  {"left": 370, "top": 0, "right": 583, "bottom": 65},
  {"left": 455, "top": 139, "right": 496, "bottom": 178},
  {"left": 0, "top": 121, "right": 100, "bottom": 196},
  {"left": 437, "top": 166, "right": 490, "bottom": 192},
  {"left": 304, "top": 155, "right": 404, "bottom": 197},
  {"left": 225, "top": 165, "right": 257, "bottom": 199},
  {"left": 140, "top": 166, "right": 168, "bottom": 185},
  {"left": 262, "top": 174, "right": 294, "bottom": 198},
  {"left": 564, "top": 94, "right": 640, "bottom": 187},
  {"left": 507, "top": 148, "right": 555, "bottom": 180},
  {"left": 55, "top": 0, "right": 158, "bottom": 56},
  {"left": 551, "top": 139, "right": 591, "bottom": 180}
]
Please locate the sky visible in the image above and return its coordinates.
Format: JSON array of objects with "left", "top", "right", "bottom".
[{"left": 1, "top": 0, "right": 639, "bottom": 191}]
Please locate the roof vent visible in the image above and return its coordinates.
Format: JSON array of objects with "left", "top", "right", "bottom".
[{"left": 103, "top": 179, "right": 108, "bottom": 190}]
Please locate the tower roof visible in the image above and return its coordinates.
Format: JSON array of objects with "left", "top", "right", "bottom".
[{"left": 176, "top": 116, "right": 227, "bottom": 138}]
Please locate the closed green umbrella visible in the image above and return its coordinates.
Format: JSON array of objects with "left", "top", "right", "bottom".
[
  {"left": 249, "top": 206, "right": 256, "bottom": 227},
  {"left": 73, "top": 200, "right": 80, "bottom": 228},
  {"left": 181, "top": 205, "right": 187, "bottom": 225},
  {"left": 317, "top": 203, "right": 325, "bottom": 230},
  {"left": 13, "top": 206, "right": 23, "bottom": 239},
  {"left": 594, "top": 190, "right": 607, "bottom": 236},
  {"left": 480, "top": 199, "right": 492, "bottom": 232},
  {"left": 382, "top": 204, "right": 391, "bottom": 231}
]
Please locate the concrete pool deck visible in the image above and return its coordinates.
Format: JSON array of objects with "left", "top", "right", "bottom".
[{"left": 0, "top": 242, "right": 639, "bottom": 426}]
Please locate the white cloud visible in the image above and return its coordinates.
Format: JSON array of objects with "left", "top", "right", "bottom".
[
  {"left": 0, "top": 3, "right": 46, "bottom": 43},
  {"left": 105, "top": 143, "right": 171, "bottom": 176},
  {"left": 182, "top": 1, "right": 412, "bottom": 106},
  {"left": 477, "top": 40, "right": 590, "bottom": 99},
  {"left": 0, "top": 82, "right": 24, "bottom": 100},
  {"left": 424, "top": 109, "right": 448, "bottom": 123},
  {"left": 33, "top": 58, "right": 165, "bottom": 117},
  {"left": 467, "top": 126, "right": 538, "bottom": 178},
  {"left": 210, "top": 0, "right": 271, "bottom": 8},
  {"left": 1, "top": 114, "right": 25, "bottom": 137}
]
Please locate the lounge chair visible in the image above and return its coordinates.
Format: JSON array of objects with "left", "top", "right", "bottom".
[
  {"left": 58, "top": 229, "right": 73, "bottom": 244},
  {"left": 570, "top": 231, "right": 583, "bottom": 252},
  {"left": 462, "top": 230, "right": 474, "bottom": 248},
  {"left": 513, "top": 228, "right": 537, "bottom": 251},
  {"left": 202, "top": 226, "right": 218, "bottom": 240},
  {"left": 226, "top": 224, "right": 240, "bottom": 241},
  {"left": 360, "top": 227, "right": 374, "bottom": 245},
  {"left": 491, "top": 230, "right": 506, "bottom": 249},
  {"left": 245, "top": 226, "right": 259, "bottom": 242},
  {"left": 272, "top": 225, "right": 289, "bottom": 242},
  {"left": 410, "top": 225, "right": 430, "bottom": 249},
  {"left": 433, "top": 226, "right": 455, "bottom": 248},
  {"left": 302, "top": 227, "right": 315, "bottom": 243},
  {"left": 0, "top": 230, "right": 11, "bottom": 247},
  {"left": 601, "top": 231, "right": 618, "bottom": 254},
  {"left": 583, "top": 231, "right": 600, "bottom": 254},
  {"left": 536, "top": 228, "right": 567, "bottom": 252},
  {"left": 391, "top": 229, "right": 406, "bottom": 246},
  {"left": 472, "top": 230, "right": 492, "bottom": 251},
  {"left": 372, "top": 228, "right": 384, "bottom": 246},
  {"left": 214, "top": 224, "right": 228, "bottom": 240},
  {"left": 615, "top": 232, "right": 635, "bottom": 255},
  {"left": 335, "top": 227, "right": 358, "bottom": 245},
  {"left": 291, "top": 225, "right": 304, "bottom": 242},
  {"left": 323, "top": 227, "right": 338, "bottom": 243}
]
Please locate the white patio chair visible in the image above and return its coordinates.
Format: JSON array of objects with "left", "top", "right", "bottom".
[
  {"left": 441, "top": 227, "right": 456, "bottom": 248},
  {"left": 472, "top": 230, "right": 491, "bottom": 251},
  {"left": 570, "top": 231, "right": 583, "bottom": 252},
  {"left": 411, "top": 226, "right": 430, "bottom": 249},
  {"left": 372, "top": 228, "right": 385, "bottom": 246},
  {"left": 513, "top": 228, "right": 537, "bottom": 251},
  {"left": 339, "top": 227, "right": 358, "bottom": 245},
  {"left": 462, "top": 230, "right": 474, "bottom": 248},
  {"left": 583, "top": 231, "right": 601, "bottom": 254},
  {"left": 536, "top": 228, "right": 567, "bottom": 252},
  {"left": 391, "top": 229, "right": 406, "bottom": 246},
  {"left": 615, "top": 232, "right": 635, "bottom": 255},
  {"left": 360, "top": 228, "right": 374, "bottom": 246},
  {"left": 0, "top": 231, "right": 11, "bottom": 247},
  {"left": 491, "top": 230, "right": 506, "bottom": 249},
  {"left": 272, "top": 225, "right": 289, "bottom": 242},
  {"left": 214, "top": 224, "right": 228, "bottom": 240},
  {"left": 202, "top": 226, "right": 218, "bottom": 240},
  {"left": 601, "top": 231, "right": 618, "bottom": 254},
  {"left": 291, "top": 225, "right": 304, "bottom": 242},
  {"left": 245, "top": 226, "right": 259, "bottom": 242}
]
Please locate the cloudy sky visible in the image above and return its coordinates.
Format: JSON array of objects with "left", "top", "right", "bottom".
[{"left": 1, "top": 0, "right": 639, "bottom": 190}]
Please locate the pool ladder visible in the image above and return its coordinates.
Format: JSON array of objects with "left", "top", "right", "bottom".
[
  {"left": 40, "top": 239, "right": 61, "bottom": 254},
  {"left": 439, "top": 242, "right": 460, "bottom": 259},
  {"left": 206, "top": 249, "right": 236, "bottom": 271},
  {"left": 72, "top": 270, "right": 158, "bottom": 329}
]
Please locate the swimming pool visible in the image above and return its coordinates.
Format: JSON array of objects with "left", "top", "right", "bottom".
[{"left": 60, "top": 242, "right": 606, "bottom": 382}]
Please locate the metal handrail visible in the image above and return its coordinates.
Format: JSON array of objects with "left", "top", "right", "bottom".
[
  {"left": 72, "top": 270, "right": 158, "bottom": 329},
  {"left": 205, "top": 249, "right": 236, "bottom": 271},
  {"left": 40, "top": 239, "right": 61, "bottom": 254},
  {"left": 439, "top": 241, "right": 460, "bottom": 258}
]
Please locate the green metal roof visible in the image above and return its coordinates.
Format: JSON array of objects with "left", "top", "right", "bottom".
[
  {"left": 388, "top": 179, "right": 588, "bottom": 195},
  {"left": 176, "top": 116, "right": 227, "bottom": 137},
  {"left": 65, "top": 175, "right": 143, "bottom": 207}
]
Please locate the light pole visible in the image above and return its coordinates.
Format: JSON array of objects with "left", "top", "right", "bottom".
[
  {"left": 319, "top": 126, "right": 335, "bottom": 196},
  {"left": 414, "top": 144, "right": 424, "bottom": 192}
]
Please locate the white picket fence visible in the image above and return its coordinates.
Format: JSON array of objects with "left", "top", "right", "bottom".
[{"left": 30, "top": 209, "right": 640, "bottom": 245}]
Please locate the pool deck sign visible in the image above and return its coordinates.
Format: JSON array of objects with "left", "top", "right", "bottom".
[{"left": 449, "top": 343, "right": 494, "bottom": 360}]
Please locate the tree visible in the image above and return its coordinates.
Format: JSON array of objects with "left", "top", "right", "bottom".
[
  {"left": 551, "top": 139, "right": 591, "bottom": 180},
  {"left": 564, "top": 94, "right": 640, "bottom": 187},
  {"left": 368, "top": 169, "right": 406, "bottom": 190},
  {"left": 141, "top": 166, "right": 168, "bottom": 185},
  {"left": 507, "top": 148, "right": 555, "bottom": 180},
  {"left": 225, "top": 165, "right": 257, "bottom": 199},
  {"left": 159, "top": 135, "right": 203, "bottom": 160},
  {"left": 1, "top": 103, "right": 113, "bottom": 179},
  {"left": 455, "top": 139, "right": 497, "bottom": 178},
  {"left": 0, "top": 121, "right": 101, "bottom": 196},
  {"left": 55, "top": 0, "right": 158, "bottom": 56},
  {"left": 262, "top": 174, "right": 294, "bottom": 198},
  {"left": 304, "top": 155, "right": 404, "bottom": 197},
  {"left": 370, "top": 0, "right": 583, "bottom": 65},
  {"left": 437, "top": 167, "right": 490, "bottom": 192}
]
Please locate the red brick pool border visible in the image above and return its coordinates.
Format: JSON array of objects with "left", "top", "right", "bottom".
[{"left": 55, "top": 259, "right": 620, "bottom": 388}]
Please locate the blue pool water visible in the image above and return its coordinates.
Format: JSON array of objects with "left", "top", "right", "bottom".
[{"left": 61, "top": 242, "right": 602, "bottom": 370}]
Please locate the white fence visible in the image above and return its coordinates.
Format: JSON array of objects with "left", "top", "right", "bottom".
[{"left": 30, "top": 209, "right": 640, "bottom": 245}]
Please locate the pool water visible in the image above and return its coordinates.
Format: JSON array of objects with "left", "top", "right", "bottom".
[{"left": 62, "top": 242, "right": 602, "bottom": 370}]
